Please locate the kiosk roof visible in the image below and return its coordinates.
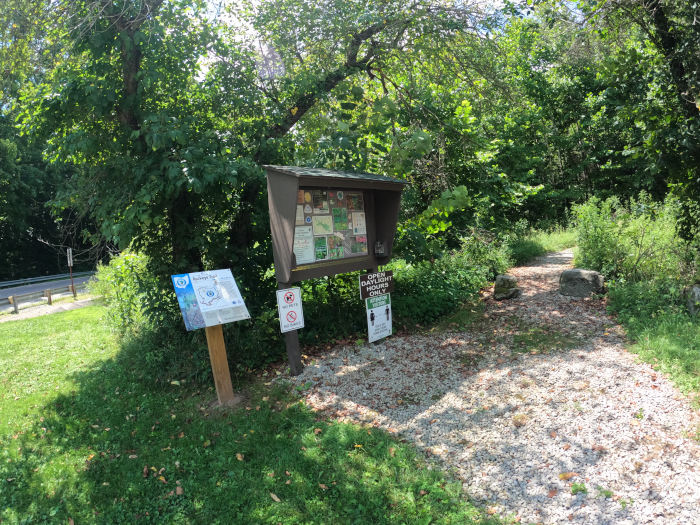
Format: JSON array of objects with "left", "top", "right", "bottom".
[{"left": 264, "top": 165, "right": 407, "bottom": 185}]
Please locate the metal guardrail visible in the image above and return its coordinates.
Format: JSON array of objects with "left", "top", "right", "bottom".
[
  {"left": 1, "top": 282, "right": 89, "bottom": 313},
  {"left": 0, "top": 271, "right": 95, "bottom": 289}
]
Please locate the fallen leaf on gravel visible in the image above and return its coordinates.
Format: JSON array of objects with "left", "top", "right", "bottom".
[
  {"left": 270, "top": 492, "right": 281, "bottom": 502},
  {"left": 550, "top": 431, "right": 557, "bottom": 438},
  {"left": 563, "top": 444, "right": 571, "bottom": 451},
  {"left": 559, "top": 472, "right": 577, "bottom": 481},
  {"left": 548, "top": 488, "right": 558, "bottom": 498}
]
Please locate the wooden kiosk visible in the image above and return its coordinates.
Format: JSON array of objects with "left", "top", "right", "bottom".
[{"left": 265, "top": 165, "right": 407, "bottom": 374}]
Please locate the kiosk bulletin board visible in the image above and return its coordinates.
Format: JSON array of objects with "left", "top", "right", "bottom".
[{"left": 265, "top": 166, "right": 407, "bottom": 284}]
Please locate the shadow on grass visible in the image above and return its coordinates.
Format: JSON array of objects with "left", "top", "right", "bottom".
[{"left": 1, "top": 328, "right": 498, "bottom": 524}]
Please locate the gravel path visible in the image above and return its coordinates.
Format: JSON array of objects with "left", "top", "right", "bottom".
[{"left": 287, "top": 250, "right": 700, "bottom": 524}]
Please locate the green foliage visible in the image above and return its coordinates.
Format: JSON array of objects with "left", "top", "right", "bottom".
[
  {"left": 571, "top": 482, "right": 588, "bottom": 495},
  {"left": 506, "top": 222, "right": 577, "bottom": 266},
  {"left": 607, "top": 281, "right": 700, "bottom": 395},
  {"left": 391, "top": 237, "right": 508, "bottom": 327},
  {"left": 576, "top": 194, "right": 700, "bottom": 398},
  {"left": 89, "top": 252, "right": 155, "bottom": 332},
  {"left": 0, "top": 307, "right": 500, "bottom": 524},
  {"left": 573, "top": 194, "right": 690, "bottom": 282}
]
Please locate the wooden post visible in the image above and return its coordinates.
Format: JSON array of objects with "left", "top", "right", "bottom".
[
  {"left": 203, "top": 324, "right": 236, "bottom": 405},
  {"left": 10, "top": 296, "right": 19, "bottom": 314},
  {"left": 45, "top": 289, "right": 52, "bottom": 305},
  {"left": 279, "top": 282, "right": 304, "bottom": 376}
]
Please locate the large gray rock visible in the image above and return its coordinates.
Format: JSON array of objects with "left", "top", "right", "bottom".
[
  {"left": 559, "top": 269, "right": 604, "bottom": 297},
  {"left": 685, "top": 285, "right": 700, "bottom": 316},
  {"left": 494, "top": 274, "right": 522, "bottom": 300}
]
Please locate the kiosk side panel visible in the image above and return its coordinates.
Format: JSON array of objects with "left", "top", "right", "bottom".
[{"left": 267, "top": 171, "right": 299, "bottom": 283}]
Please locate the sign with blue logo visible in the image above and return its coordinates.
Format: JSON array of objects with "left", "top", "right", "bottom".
[{"left": 171, "top": 269, "right": 250, "bottom": 331}]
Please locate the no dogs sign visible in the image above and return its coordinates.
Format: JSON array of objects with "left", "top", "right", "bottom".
[{"left": 276, "top": 287, "right": 305, "bottom": 333}]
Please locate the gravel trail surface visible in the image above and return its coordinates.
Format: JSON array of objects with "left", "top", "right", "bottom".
[{"left": 287, "top": 250, "right": 700, "bottom": 524}]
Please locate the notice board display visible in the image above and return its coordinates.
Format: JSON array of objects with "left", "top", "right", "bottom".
[
  {"left": 293, "top": 189, "right": 368, "bottom": 266},
  {"left": 266, "top": 165, "right": 407, "bottom": 284}
]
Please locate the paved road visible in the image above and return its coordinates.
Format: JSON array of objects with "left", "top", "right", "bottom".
[{"left": 0, "top": 276, "right": 93, "bottom": 300}]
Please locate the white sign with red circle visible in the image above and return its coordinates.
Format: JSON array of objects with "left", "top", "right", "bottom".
[{"left": 276, "top": 287, "right": 305, "bottom": 333}]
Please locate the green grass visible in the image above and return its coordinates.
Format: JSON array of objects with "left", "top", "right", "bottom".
[
  {"left": 608, "top": 282, "right": 700, "bottom": 402},
  {"left": 0, "top": 307, "right": 500, "bottom": 524},
  {"left": 511, "top": 324, "right": 580, "bottom": 355},
  {"left": 429, "top": 301, "right": 485, "bottom": 333},
  {"left": 507, "top": 228, "right": 577, "bottom": 266}
]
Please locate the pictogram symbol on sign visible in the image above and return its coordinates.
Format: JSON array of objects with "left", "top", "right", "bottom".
[
  {"left": 284, "top": 291, "right": 295, "bottom": 304},
  {"left": 286, "top": 311, "right": 297, "bottom": 323}
]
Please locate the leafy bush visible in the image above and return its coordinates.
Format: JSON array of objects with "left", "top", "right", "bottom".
[
  {"left": 89, "top": 252, "right": 158, "bottom": 333},
  {"left": 574, "top": 195, "right": 700, "bottom": 397},
  {"left": 92, "top": 233, "right": 510, "bottom": 377},
  {"left": 608, "top": 280, "right": 700, "bottom": 395},
  {"left": 573, "top": 194, "right": 690, "bottom": 282}
]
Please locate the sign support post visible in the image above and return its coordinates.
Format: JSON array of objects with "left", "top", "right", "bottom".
[
  {"left": 67, "top": 248, "right": 76, "bottom": 298},
  {"left": 278, "top": 283, "right": 304, "bottom": 375},
  {"left": 204, "top": 324, "right": 236, "bottom": 405}
]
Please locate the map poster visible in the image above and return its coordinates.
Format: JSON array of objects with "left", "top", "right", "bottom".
[
  {"left": 293, "top": 225, "right": 315, "bottom": 265},
  {"left": 312, "top": 214, "right": 333, "bottom": 235},
  {"left": 366, "top": 293, "right": 392, "bottom": 343},
  {"left": 351, "top": 212, "right": 366, "bottom": 235},
  {"left": 171, "top": 269, "right": 250, "bottom": 331},
  {"left": 314, "top": 236, "right": 328, "bottom": 260}
]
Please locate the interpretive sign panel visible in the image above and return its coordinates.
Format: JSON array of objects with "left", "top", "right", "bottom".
[
  {"left": 276, "top": 287, "right": 305, "bottom": 333},
  {"left": 366, "top": 294, "right": 392, "bottom": 343},
  {"left": 171, "top": 269, "right": 250, "bottom": 331},
  {"left": 359, "top": 271, "right": 394, "bottom": 300}
]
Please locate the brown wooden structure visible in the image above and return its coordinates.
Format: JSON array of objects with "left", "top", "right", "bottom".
[{"left": 265, "top": 165, "right": 407, "bottom": 374}]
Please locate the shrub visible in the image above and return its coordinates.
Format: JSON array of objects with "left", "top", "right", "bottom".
[
  {"left": 573, "top": 194, "right": 690, "bottom": 282},
  {"left": 89, "top": 252, "right": 158, "bottom": 333},
  {"left": 91, "top": 233, "right": 510, "bottom": 377}
]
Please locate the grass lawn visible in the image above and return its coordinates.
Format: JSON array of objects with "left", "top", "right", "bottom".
[
  {"left": 0, "top": 306, "right": 499, "bottom": 524},
  {"left": 508, "top": 228, "right": 577, "bottom": 266}
]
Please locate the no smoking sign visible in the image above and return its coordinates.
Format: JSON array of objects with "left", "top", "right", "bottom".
[{"left": 276, "top": 287, "right": 304, "bottom": 333}]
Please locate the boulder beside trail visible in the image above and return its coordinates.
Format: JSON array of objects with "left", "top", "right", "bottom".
[
  {"left": 559, "top": 269, "right": 604, "bottom": 297},
  {"left": 685, "top": 285, "right": 700, "bottom": 316},
  {"left": 494, "top": 274, "right": 522, "bottom": 300}
]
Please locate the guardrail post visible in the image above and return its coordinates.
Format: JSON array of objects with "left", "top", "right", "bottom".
[
  {"left": 45, "top": 289, "right": 52, "bottom": 305},
  {"left": 10, "top": 295, "right": 19, "bottom": 314}
]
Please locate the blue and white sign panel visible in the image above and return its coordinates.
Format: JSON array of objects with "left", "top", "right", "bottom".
[{"left": 171, "top": 269, "right": 250, "bottom": 331}]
